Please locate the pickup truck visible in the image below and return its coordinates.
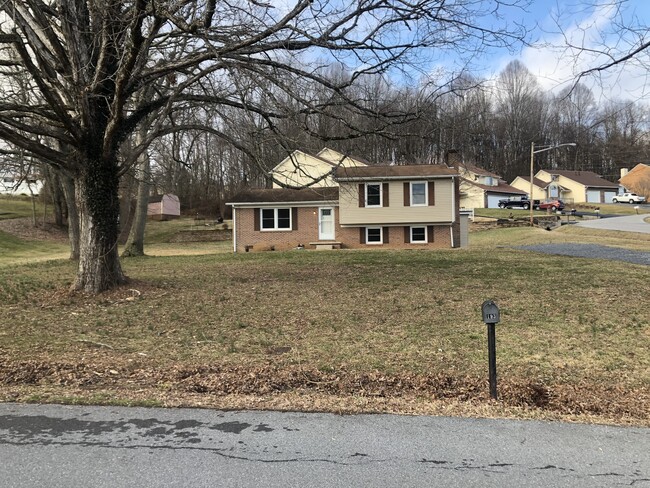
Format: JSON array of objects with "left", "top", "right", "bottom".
[
  {"left": 498, "top": 197, "right": 532, "bottom": 209},
  {"left": 612, "top": 193, "right": 646, "bottom": 204}
]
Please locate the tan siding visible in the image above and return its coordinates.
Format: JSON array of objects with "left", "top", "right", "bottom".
[
  {"left": 339, "top": 179, "right": 454, "bottom": 225},
  {"left": 510, "top": 176, "right": 545, "bottom": 200},
  {"left": 272, "top": 152, "right": 337, "bottom": 188},
  {"left": 459, "top": 182, "right": 485, "bottom": 208}
]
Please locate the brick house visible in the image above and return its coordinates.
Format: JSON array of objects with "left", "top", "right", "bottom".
[{"left": 228, "top": 155, "right": 467, "bottom": 252}]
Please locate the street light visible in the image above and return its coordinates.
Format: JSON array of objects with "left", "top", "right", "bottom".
[{"left": 529, "top": 142, "right": 577, "bottom": 226}]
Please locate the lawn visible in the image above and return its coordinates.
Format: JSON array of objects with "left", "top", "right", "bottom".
[{"left": 0, "top": 223, "right": 648, "bottom": 425}]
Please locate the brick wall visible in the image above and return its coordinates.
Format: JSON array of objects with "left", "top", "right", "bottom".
[
  {"left": 235, "top": 206, "right": 328, "bottom": 252},
  {"left": 235, "top": 206, "right": 459, "bottom": 252}
]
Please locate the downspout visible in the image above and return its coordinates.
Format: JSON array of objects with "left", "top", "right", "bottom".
[{"left": 232, "top": 206, "right": 237, "bottom": 253}]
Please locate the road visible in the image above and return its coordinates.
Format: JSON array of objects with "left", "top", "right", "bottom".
[
  {"left": 576, "top": 213, "right": 650, "bottom": 233},
  {"left": 1, "top": 403, "right": 649, "bottom": 487}
]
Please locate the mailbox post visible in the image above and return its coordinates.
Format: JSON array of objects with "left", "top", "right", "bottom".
[{"left": 481, "top": 300, "right": 500, "bottom": 400}]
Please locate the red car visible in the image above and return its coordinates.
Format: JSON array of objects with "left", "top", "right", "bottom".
[{"left": 534, "top": 199, "right": 564, "bottom": 211}]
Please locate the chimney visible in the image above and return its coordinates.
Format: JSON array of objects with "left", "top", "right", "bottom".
[
  {"left": 445, "top": 150, "right": 462, "bottom": 168},
  {"left": 620, "top": 168, "right": 629, "bottom": 178}
]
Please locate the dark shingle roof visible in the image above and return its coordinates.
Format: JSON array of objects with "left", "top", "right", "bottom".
[
  {"left": 229, "top": 187, "right": 339, "bottom": 204},
  {"left": 547, "top": 170, "right": 618, "bottom": 188},
  {"left": 335, "top": 164, "right": 457, "bottom": 180}
]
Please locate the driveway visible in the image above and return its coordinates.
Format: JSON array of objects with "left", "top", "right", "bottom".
[{"left": 576, "top": 213, "right": 650, "bottom": 233}]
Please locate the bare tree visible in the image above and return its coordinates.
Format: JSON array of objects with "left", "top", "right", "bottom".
[{"left": 0, "top": 0, "right": 527, "bottom": 293}]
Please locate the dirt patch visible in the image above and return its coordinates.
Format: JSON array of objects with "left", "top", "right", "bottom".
[
  {"left": 0, "top": 218, "right": 68, "bottom": 242},
  {"left": 1, "top": 358, "right": 647, "bottom": 425}
]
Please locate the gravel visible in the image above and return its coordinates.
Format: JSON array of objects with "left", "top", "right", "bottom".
[{"left": 516, "top": 243, "right": 650, "bottom": 266}]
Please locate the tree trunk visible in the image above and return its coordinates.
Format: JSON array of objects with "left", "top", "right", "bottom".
[
  {"left": 72, "top": 160, "right": 128, "bottom": 293},
  {"left": 60, "top": 172, "right": 80, "bottom": 260},
  {"left": 122, "top": 149, "right": 151, "bottom": 258}
]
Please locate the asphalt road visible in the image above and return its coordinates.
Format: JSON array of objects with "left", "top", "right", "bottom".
[
  {"left": 575, "top": 213, "right": 650, "bottom": 233},
  {"left": 1, "top": 403, "right": 648, "bottom": 487}
]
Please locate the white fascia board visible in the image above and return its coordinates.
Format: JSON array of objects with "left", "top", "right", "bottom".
[
  {"left": 336, "top": 175, "right": 455, "bottom": 182},
  {"left": 227, "top": 201, "right": 339, "bottom": 208}
]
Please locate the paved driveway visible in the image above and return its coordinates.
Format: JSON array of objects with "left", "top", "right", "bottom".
[{"left": 576, "top": 213, "right": 650, "bottom": 233}]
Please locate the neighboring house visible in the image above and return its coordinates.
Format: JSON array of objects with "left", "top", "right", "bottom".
[
  {"left": 620, "top": 164, "right": 650, "bottom": 199},
  {"left": 0, "top": 173, "right": 44, "bottom": 196},
  {"left": 270, "top": 148, "right": 367, "bottom": 188},
  {"left": 228, "top": 159, "right": 466, "bottom": 252},
  {"left": 450, "top": 156, "right": 526, "bottom": 208},
  {"left": 147, "top": 194, "right": 181, "bottom": 220},
  {"left": 511, "top": 170, "right": 619, "bottom": 204},
  {"left": 510, "top": 176, "right": 568, "bottom": 201}
]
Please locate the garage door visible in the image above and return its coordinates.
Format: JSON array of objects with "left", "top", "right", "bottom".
[
  {"left": 586, "top": 190, "right": 601, "bottom": 203},
  {"left": 604, "top": 191, "right": 616, "bottom": 203},
  {"left": 486, "top": 194, "right": 506, "bottom": 208}
]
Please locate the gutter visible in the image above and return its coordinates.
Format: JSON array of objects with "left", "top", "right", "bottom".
[
  {"left": 232, "top": 206, "right": 237, "bottom": 253},
  {"left": 227, "top": 200, "right": 339, "bottom": 208},
  {"left": 336, "top": 174, "right": 456, "bottom": 182}
]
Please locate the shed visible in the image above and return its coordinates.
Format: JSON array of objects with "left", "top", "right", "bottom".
[{"left": 147, "top": 194, "right": 181, "bottom": 220}]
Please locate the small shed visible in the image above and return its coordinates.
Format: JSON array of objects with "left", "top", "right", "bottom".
[{"left": 147, "top": 194, "right": 180, "bottom": 221}]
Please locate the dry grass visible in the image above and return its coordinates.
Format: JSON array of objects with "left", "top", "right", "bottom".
[{"left": 1, "top": 225, "right": 649, "bottom": 425}]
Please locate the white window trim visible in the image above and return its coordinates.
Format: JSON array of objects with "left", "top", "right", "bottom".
[
  {"left": 260, "top": 207, "right": 292, "bottom": 231},
  {"left": 410, "top": 226, "right": 427, "bottom": 244},
  {"left": 365, "top": 183, "right": 382, "bottom": 207},
  {"left": 366, "top": 227, "right": 383, "bottom": 245},
  {"left": 410, "top": 181, "right": 427, "bottom": 207}
]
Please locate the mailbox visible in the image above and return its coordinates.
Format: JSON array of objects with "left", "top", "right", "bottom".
[{"left": 481, "top": 300, "right": 500, "bottom": 324}]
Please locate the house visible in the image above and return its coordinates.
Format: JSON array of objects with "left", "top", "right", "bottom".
[
  {"left": 620, "top": 164, "right": 650, "bottom": 199},
  {"left": 510, "top": 176, "right": 565, "bottom": 201},
  {"left": 449, "top": 155, "right": 526, "bottom": 208},
  {"left": 0, "top": 173, "right": 44, "bottom": 196},
  {"left": 147, "top": 194, "right": 181, "bottom": 220},
  {"left": 511, "top": 170, "right": 619, "bottom": 204},
  {"left": 228, "top": 150, "right": 466, "bottom": 252},
  {"left": 270, "top": 148, "right": 367, "bottom": 188}
]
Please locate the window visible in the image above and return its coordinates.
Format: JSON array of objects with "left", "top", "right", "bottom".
[
  {"left": 260, "top": 208, "right": 291, "bottom": 230},
  {"left": 410, "top": 182, "right": 427, "bottom": 206},
  {"left": 366, "top": 183, "right": 382, "bottom": 207},
  {"left": 410, "top": 226, "right": 427, "bottom": 243},
  {"left": 366, "top": 227, "right": 382, "bottom": 244}
]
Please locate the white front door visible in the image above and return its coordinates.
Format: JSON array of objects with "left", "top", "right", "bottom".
[{"left": 318, "top": 207, "right": 335, "bottom": 240}]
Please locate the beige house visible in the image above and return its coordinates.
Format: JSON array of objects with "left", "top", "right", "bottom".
[
  {"left": 452, "top": 160, "right": 526, "bottom": 209},
  {"left": 270, "top": 148, "right": 367, "bottom": 188},
  {"left": 511, "top": 170, "right": 619, "bottom": 204},
  {"left": 510, "top": 176, "right": 562, "bottom": 201},
  {"left": 620, "top": 164, "right": 650, "bottom": 199},
  {"left": 229, "top": 157, "right": 467, "bottom": 252}
]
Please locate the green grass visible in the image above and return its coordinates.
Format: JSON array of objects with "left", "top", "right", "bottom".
[{"left": 0, "top": 195, "right": 43, "bottom": 220}]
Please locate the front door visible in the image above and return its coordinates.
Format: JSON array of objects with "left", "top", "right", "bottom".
[{"left": 318, "top": 207, "right": 335, "bottom": 240}]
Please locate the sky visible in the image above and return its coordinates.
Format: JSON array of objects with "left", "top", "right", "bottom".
[{"left": 490, "top": 0, "right": 650, "bottom": 102}]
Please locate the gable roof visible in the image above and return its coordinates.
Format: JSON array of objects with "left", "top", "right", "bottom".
[
  {"left": 465, "top": 179, "right": 527, "bottom": 195},
  {"left": 269, "top": 149, "right": 337, "bottom": 173},
  {"left": 543, "top": 170, "right": 618, "bottom": 188},
  {"left": 317, "top": 148, "right": 369, "bottom": 166},
  {"left": 228, "top": 187, "right": 339, "bottom": 204},
  {"left": 335, "top": 164, "right": 457, "bottom": 180},
  {"left": 620, "top": 163, "right": 650, "bottom": 186},
  {"left": 516, "top": 175, "right": 549, "bottom": 188},
  {"left": 454, "top": 161, "right": 501, "bottom": 179}
]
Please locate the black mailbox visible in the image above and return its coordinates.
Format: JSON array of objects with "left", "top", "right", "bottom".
[{"left": 481, "top": 300, "right": 500, "bottom": 324}]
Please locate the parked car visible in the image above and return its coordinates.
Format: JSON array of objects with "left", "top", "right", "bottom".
[
  {"left": 498, "top": 197, "right": 531, "bottom": 209},
  {"left": 534, "top": 199, "right": 565, "bottom": 211},
  {"left": 612, "top": 193, "right": 646, "bottom": 204}
]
